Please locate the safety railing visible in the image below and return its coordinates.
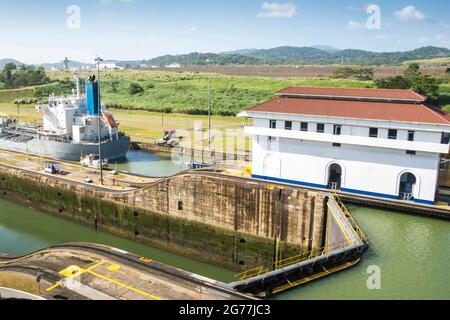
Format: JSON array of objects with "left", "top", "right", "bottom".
[
  {"left": 234, "top": 193, "right": 367, "bottom": 282},
  {"left": 235, "top": 266, "right": 269, "bottom": 282},
  {"left": 333, "top": 193, "right": 368, "bottom": 243},
  {"left": 234, "top": 237, "right": 360, "bottom": 281}
]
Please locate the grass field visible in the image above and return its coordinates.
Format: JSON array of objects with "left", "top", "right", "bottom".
[
  {"left": 1, "top": 70, "right": 449, "bottom": 145},
  {"left": 49, "top": 70, "right": 374, "bottom": 116},
  {"left": 403, "top": 57, "right": 450, "bottom": 66}
]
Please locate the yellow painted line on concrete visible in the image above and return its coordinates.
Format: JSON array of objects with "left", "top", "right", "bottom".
[
  {"left": 86, "top": 269, "right": 163, "bottom": 300},
  {"left": 46, "top": 261, "right": 105, "bottom": 293},
  {"left": 46, "top": 260, "right": 162, "bottom": 300},
  {"left": 107, "top": 264, "right": 121, "bottom": 272}
]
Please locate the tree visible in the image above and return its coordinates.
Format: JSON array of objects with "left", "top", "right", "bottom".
[
  {"left": 332, "top": 67, "right": 374, "bottom": 80},
  {"left": 128, "top": 83, "right": 144, "bottom": 95},
  {"left": 446, "top": 67, "right": 450, "bottom": 74},
  {"left": 375, "top": 76, "right": 411, "bottom": 89},
  {"left": 1, "top": 63, "right": 17, "bottom": 87},
  {"left": 410, "top": 75, "right": 441, "bottom": 101},
  {"left": 404, "top": 63, "right": 421, "bottom": 78}
]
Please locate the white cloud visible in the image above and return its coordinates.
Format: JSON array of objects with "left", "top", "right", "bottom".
[
  {"left": 257, "top": 2, "right": 297, "bottom": 18},
  {"left": 394, "top": 5, "right": 427, "bottom": 22},
  {"left": 346, "top": 21, "right": 366, "bottom": 30}
]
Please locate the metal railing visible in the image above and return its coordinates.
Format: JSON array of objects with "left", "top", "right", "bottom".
[
  {"left": 333, "top": 193, "right": 368, "bottom": 243},
  {"left": 235, "top": 266, "right": 269, "bottom": 282},
  {"left": 234, "top": 238, "right": 360, "bottom": 281},
  {"left": 234, "top": 193, "right": 368, "bottom": 282}
]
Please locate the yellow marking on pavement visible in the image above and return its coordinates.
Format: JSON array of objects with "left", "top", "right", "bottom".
[
  {"left": 86, "top": 269, "right": 163, "bottom": 300},
  {"left": 59, "top": 265, "right": 83, "bottom": 278},
  {"left": 46, "top": 260, "right": 105, "bottom": 292},
  {"left": 46, "top": 260, "right": 161, "bottom": 300},
  {"left": 46, "top": 283, "right": 60, "bottom": 292},
  {"left": 107, "top": 264, "right": 121, "bottom": 272}
]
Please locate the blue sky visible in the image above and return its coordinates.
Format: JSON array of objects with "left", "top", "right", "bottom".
[{"left": 0, "top": 0, "right": 449, "bottom": 64}]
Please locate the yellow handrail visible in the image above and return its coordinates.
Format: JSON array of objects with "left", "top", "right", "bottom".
[
  {"left": 235, "top": 266, "right": 269, "bottom": 281},
  {"left": 234, "top": 193, "right": 368, "bottom": 282},
  {"left": 333, "top": 193, "right": 368, "bottom": 243}
]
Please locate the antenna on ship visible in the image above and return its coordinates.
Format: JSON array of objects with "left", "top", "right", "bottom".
[
  {"left": 95, "top": 55, "right": 104, "bottom": 185},
  {"left": 74, "top": 75, "right": 80, "bottom": 98}
]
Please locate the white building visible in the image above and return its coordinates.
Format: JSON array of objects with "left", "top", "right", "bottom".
[
  {"left": 98, "top": 60, "right": 124, "bottom": 70},
  {"left": 166, "top": 63, "right": 181, "bottom": 68},
  {"left": 239, "top": 87, "right": 450, "bottom": 205}
]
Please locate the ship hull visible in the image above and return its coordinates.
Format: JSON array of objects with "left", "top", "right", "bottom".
[{"left": 0, "top": 136, "right": 130, "bottom": 161}]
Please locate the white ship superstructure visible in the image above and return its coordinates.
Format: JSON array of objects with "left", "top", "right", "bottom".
[
  {"left": 0, "top": 77, "right": 130, "bottom": 161},
  {"left": 37, "top": 78, "right": 120, "bottom": 144}
]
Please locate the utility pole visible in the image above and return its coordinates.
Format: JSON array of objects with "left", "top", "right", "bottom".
[
  {"left": 95, "top": 56, "right": 104, "bottom": 185},
  {"left": 16, "top": 96, "right": 20, "bottom": 131},
  {"left": 207, "top": 58, "right": 213, "bottom": 150}
]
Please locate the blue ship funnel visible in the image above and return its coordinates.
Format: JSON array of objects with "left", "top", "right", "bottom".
[{"left": 85, "top": 81, "right": 99, "bottom": 116}]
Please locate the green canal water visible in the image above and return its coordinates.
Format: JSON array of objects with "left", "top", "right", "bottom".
[{"left": 0, "top": 150, "right": 449, "bottom": 300}]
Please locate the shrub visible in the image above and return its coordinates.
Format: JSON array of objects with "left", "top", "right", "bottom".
[{"left": 128, "top": 83, "right": 144, "bottom": 95}]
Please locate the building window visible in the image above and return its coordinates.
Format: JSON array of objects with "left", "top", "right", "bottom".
[
  {"left": 285, "top": 121, "right": 292, "bottom": 131},
  {"left": 408, "top": 131, "right": 415, "bottom": 142},
  {"left": 406, "top": 150, "right": 416, "bottom": 155},
  {"left": 267, "top": 136, "right": 275, "bottom": 151},
  {"left": 441, "top": 132, "right": 450, "bottom": 144},
  {"left": 317, "top": 123, "right": 325, "bottom": 133},
  {"left": 388, "top": 129, "right": 398, "bottom": 140},
  {"left": 333, "top": 125, "right": 342, "bottom": 135},
  {"left": 300, "top": 122, "right": 309, "bottom": 132},
  {"left": 270, "top": 120, "right": 277, "bottom": 129},
  {"left": 369, "top": 128, "right": 378, "bottom": 138},
  {"left": 333, "top": 143, "right": 342, "bottom": 147}
]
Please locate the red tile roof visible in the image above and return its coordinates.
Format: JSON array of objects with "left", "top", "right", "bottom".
[
  {"left": 277, "top": 87, "right": 427, "bottom": 102},
  {"left": 246, "top": 97, "right": 450, "bottom": 125}
]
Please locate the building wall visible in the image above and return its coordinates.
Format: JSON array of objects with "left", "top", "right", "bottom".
[
  {"left": 252, "top": 136, "right": 440, "bottom": 204},
  {"left": 253, "top": 118, "right": 444, "bottom": 145}
]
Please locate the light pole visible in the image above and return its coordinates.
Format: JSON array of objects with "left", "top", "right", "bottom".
[
  {"left": 206, "top": 58, "right": 213, "bottom": 150},
  {"left": 95, "top": 56, "right": 104, "bottom": 184}
]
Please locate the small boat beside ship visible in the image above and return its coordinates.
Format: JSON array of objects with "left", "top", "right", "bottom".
[{"left": 0, "top": 77, "right": 130, "bottom": 161}]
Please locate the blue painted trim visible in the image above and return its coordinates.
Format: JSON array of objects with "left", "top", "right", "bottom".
[
  {"left": 251, "top": 174, "right": 327, "bottom": 189},
  {"left": 341, "top": 188, "right": 398, "bottom": 200},
  {"left": 252, "top": 175, "right": 435, "bottom": 206},
  {"left": 413, "top": 199, "right": 435, "bottom": 206}
]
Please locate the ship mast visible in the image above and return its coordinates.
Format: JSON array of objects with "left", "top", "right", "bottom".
[{"left": 95, "top": 56, "right": 104, "bottom": 185}]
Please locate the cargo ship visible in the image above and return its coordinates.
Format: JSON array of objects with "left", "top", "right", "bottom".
[{"left": 0, "top": 77, "right": 130, "bottom": 161}]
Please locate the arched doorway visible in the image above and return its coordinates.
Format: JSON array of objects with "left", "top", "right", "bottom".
[
  {"left": 399, "top": 173, "right": 417, "bottom": 201},
  {"left": 328, "top": 164, "right": 343, "bottom": 190}
]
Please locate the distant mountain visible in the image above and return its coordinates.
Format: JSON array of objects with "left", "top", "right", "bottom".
[
  {"left": 311, "top": 45, "right": 341, "bottom": 53},
  {"left": 146, "top": 52, "right": 261, "bottom": 67},
  {"left": 0, "top": 58, "right": 25, "bottom": 68},
  {"left": 40, "top": 60, "right": 94, "bottom": 70},
  {"left": 220, "top": 49, "right": 259, "bottom": 56},
  {"left": 3, "top": 46, "right": 450, "bottom": 71},
  {"left": 146, "top": 46, "right": 450, "bottom": 66}
]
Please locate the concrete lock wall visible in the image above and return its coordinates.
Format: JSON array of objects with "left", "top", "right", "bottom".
[{"left": 0, "top": 166, "right": 326, "bottom": 271}]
